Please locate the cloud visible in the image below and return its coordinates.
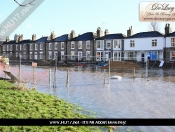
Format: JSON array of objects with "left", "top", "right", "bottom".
[{"left": 0, "top": 14, "right": 2, "bottom": 18}]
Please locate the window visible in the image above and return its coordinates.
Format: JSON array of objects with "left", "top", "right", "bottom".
[
  {"left": 61, "top": 51, "right": 64, "bottom": 60},
  {"left": 55, "top": 42, "right": 58, "bottom": 50},
  {"left": 96, "top": 52, "right": 103, "bottom": 61},
  {"left": 49, "top": 43, "right": 52, "bottom": 50},
  {"left": 86, "top": 41, "right": 90, "bottom": 49},
  {"left": 127, "top": 52, "right": 134, "bottom": 60},
  {"left": 171, "top": 38, "right": 175, "bottom": 47},
  {"left": 71, "top": 42, "right": 75, "bottom": 49},
  {"left": 23, "top": 44, "right": 26, "bottom": 50},
  {"left": 3, "top": 46, "right": 5, "bottom": 51},
  {"left": 152, "top": 39, "right": 157, "bottom": 47},
  {"left": 97, "top": 41, "right": 100, "bottom": 48},
  {"left": 30, "top": 52, "right": 33, "bottom": 59},
  {"left": 170, "top": 51, "right": 175, "bottom": 61},
  {"left": 54, "top": 52, "right": 58, "bottom": 60},
  {"left": 78, "top": 41, "right": 82, "bottom": 49},
  {"left": 130, "top": 40, "right": 135, "bottom": 47},
  {"left": 113, "top": 52, "right": 121, "bottom": 61},
  {"left": 10, "top": 45, "right": 12, "bottom": 51},
  {"left": 30, "top": 44, "right": 32, "bottom": 50},
  {"left": 7, "top": 45, "right": 9, "bottom": 51},
  {"left": 40, "top": 52, "right": 43, "bottom": 59},
  {"left": 106, "top": 42, "right": 111, "bottom": 49},
  {"left": 78, "top": 51, "right": 82, "bottom": 61},
  {"left": 23, "top": 52, "right": 27, "bottom": 59},
  {"left": 86, "top": 51, "right": 91, "bottom": 60},
  {"left": 16, "top": 45, "right": 18, "bottom": 51},
  {"left": 114, "top": 40, "right": 121, "bottom": 49},
  {"left": 96, "top": 40, "right": 104, "bottom": 49},
  {"left": 16, "top": 52, "right": 18, "bottom": 58},
  {"left": 71, "top": 51, "right": 75, "bottom": 60},
  {"left": 61, "top": 42, "right": 64, "bottom": 49},
  {"left": 49, "top": 51, "right": 52, "bottom": 59},
  {"left": 40, "top": 43, "right": 43, "bottom": 50},
  {"left": 34, "top": 52, "right": 37, "bottom": 60},
  {"left": 35, "top": 44, "right": 38, "bottom": 50}
]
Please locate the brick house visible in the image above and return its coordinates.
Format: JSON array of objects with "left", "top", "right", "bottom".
[
  {"left": 67, "top": 30, "right": 96, "bottom": 62},
  {"left": 46, "top": 32, "right": 68, "bottom": 61}
]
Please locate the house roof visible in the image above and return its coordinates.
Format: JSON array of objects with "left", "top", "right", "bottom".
[
  {"left": 17, "top": 39, "right": 32, "bottom": 44},
  {"left": 3, "top": 40, "right": 17, "bottom": 44},
  {"left": 165, "top": 31, "right": 175, "bottom": 37},
  {"left": 70, "top": 32, "right": 95, "bottom": 41},
  {"left": 36, "top": 36, "right": 48, "bottom": 42},
  {"left": 127, "top": 31, "right": 164, "bottom": 38},
  {"left": 48, "top": 34, "right": 69, "bottom": 42},
  {"left": 95, "top": 33, "right": 126, "bottom": 40}
]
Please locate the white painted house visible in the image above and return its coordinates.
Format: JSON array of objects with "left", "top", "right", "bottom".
[{"left": 124, "top": 26, "right": 165, "bottom": 62}]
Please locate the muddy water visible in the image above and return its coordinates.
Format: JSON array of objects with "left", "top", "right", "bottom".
[{"left": 1, "top": 66, "right": 175, "bottom": 132}]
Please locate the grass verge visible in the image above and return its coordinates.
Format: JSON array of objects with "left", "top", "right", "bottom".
[{"left": 0, "top": 80, "right": 106, "bottom": 132}]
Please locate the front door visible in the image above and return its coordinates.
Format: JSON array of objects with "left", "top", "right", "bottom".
[
  {"left": 141, "top": 53, "right": 144, "bottom": 62},
  {"left": 78, "top": 52, "right": 82, "bottom": 61}
]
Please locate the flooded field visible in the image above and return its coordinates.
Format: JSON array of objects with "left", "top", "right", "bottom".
[{"left": 1, "top": 65, "right": 175, "bottom": 132}]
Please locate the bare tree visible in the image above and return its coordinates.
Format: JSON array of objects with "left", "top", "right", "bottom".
[{"left": 149, "top": 22, "right": 160, "bottom": 31}]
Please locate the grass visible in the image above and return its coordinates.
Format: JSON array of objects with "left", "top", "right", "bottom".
[{"left": 0, "top": 80, "right": 107, "bottom": 132}]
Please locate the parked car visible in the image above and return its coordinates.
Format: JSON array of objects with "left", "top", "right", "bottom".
[
  {"left": 74, "top": 63, "right": 84, "bottom": 66},
  {"left": 98, "top": 62, "right": 107, "bottom": 67}
]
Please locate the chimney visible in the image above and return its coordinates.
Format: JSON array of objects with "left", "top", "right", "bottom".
[
  {"left": 6, "top": 36, "right": 10, "bottom": 42},
  {"left": 70, "top": 30, "right": 76, "bottom": 39},
  {"left": 18, "top": 34, "right": 23, "bottom": 42},
  {"left": 32, "top": 34, "right": 36, "bottom": 41},
  {"left": 50, "top": 31, "right": 56, "bottom": 40},
  {"left": 165, "top": 23, "right": 172, "bottom": 36},
  {"left": 96, "top": 27, "right": 103, "bottom": 38},
  {"left": 127, "top": 26, "right": 133, "bottom": 37},
  {"left": 104, "top": 29, "right": 109, "bottom": 36},
  {"left": 14, "top": 34, "right": 18, "bottom": 41}
]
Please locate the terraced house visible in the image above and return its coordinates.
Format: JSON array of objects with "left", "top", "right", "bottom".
[
  {"left": 95, "top": 28, "right": 126, "bottom": 61},
  {"left": 46, "top": 32, "right": 68, "bottom": 61},
  {"left": 67, "top": 30, "right": 96, "bottom": 62},
  {"left": 29, "top": 35, "right": 48, "bottom": 60},
  {"left": 1, "top": 24, "right": 175, "bottom": 66}
]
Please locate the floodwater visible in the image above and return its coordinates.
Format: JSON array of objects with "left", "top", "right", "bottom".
[{"left": 1, "top": 65, "right": 175, "bottom": 132}]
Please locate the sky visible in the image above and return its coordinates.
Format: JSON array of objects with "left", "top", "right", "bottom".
[{"left": 0, "top": 0, "right": 175, "bottom": 40}]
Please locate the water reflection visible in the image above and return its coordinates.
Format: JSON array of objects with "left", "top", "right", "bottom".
[{"left": 1, "top": 66, "right": 175, "bottom": 131}]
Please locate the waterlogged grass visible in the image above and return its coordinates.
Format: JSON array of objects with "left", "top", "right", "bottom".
[{"left": 0, "top": 80, "right": 104, "bottom": 132}]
